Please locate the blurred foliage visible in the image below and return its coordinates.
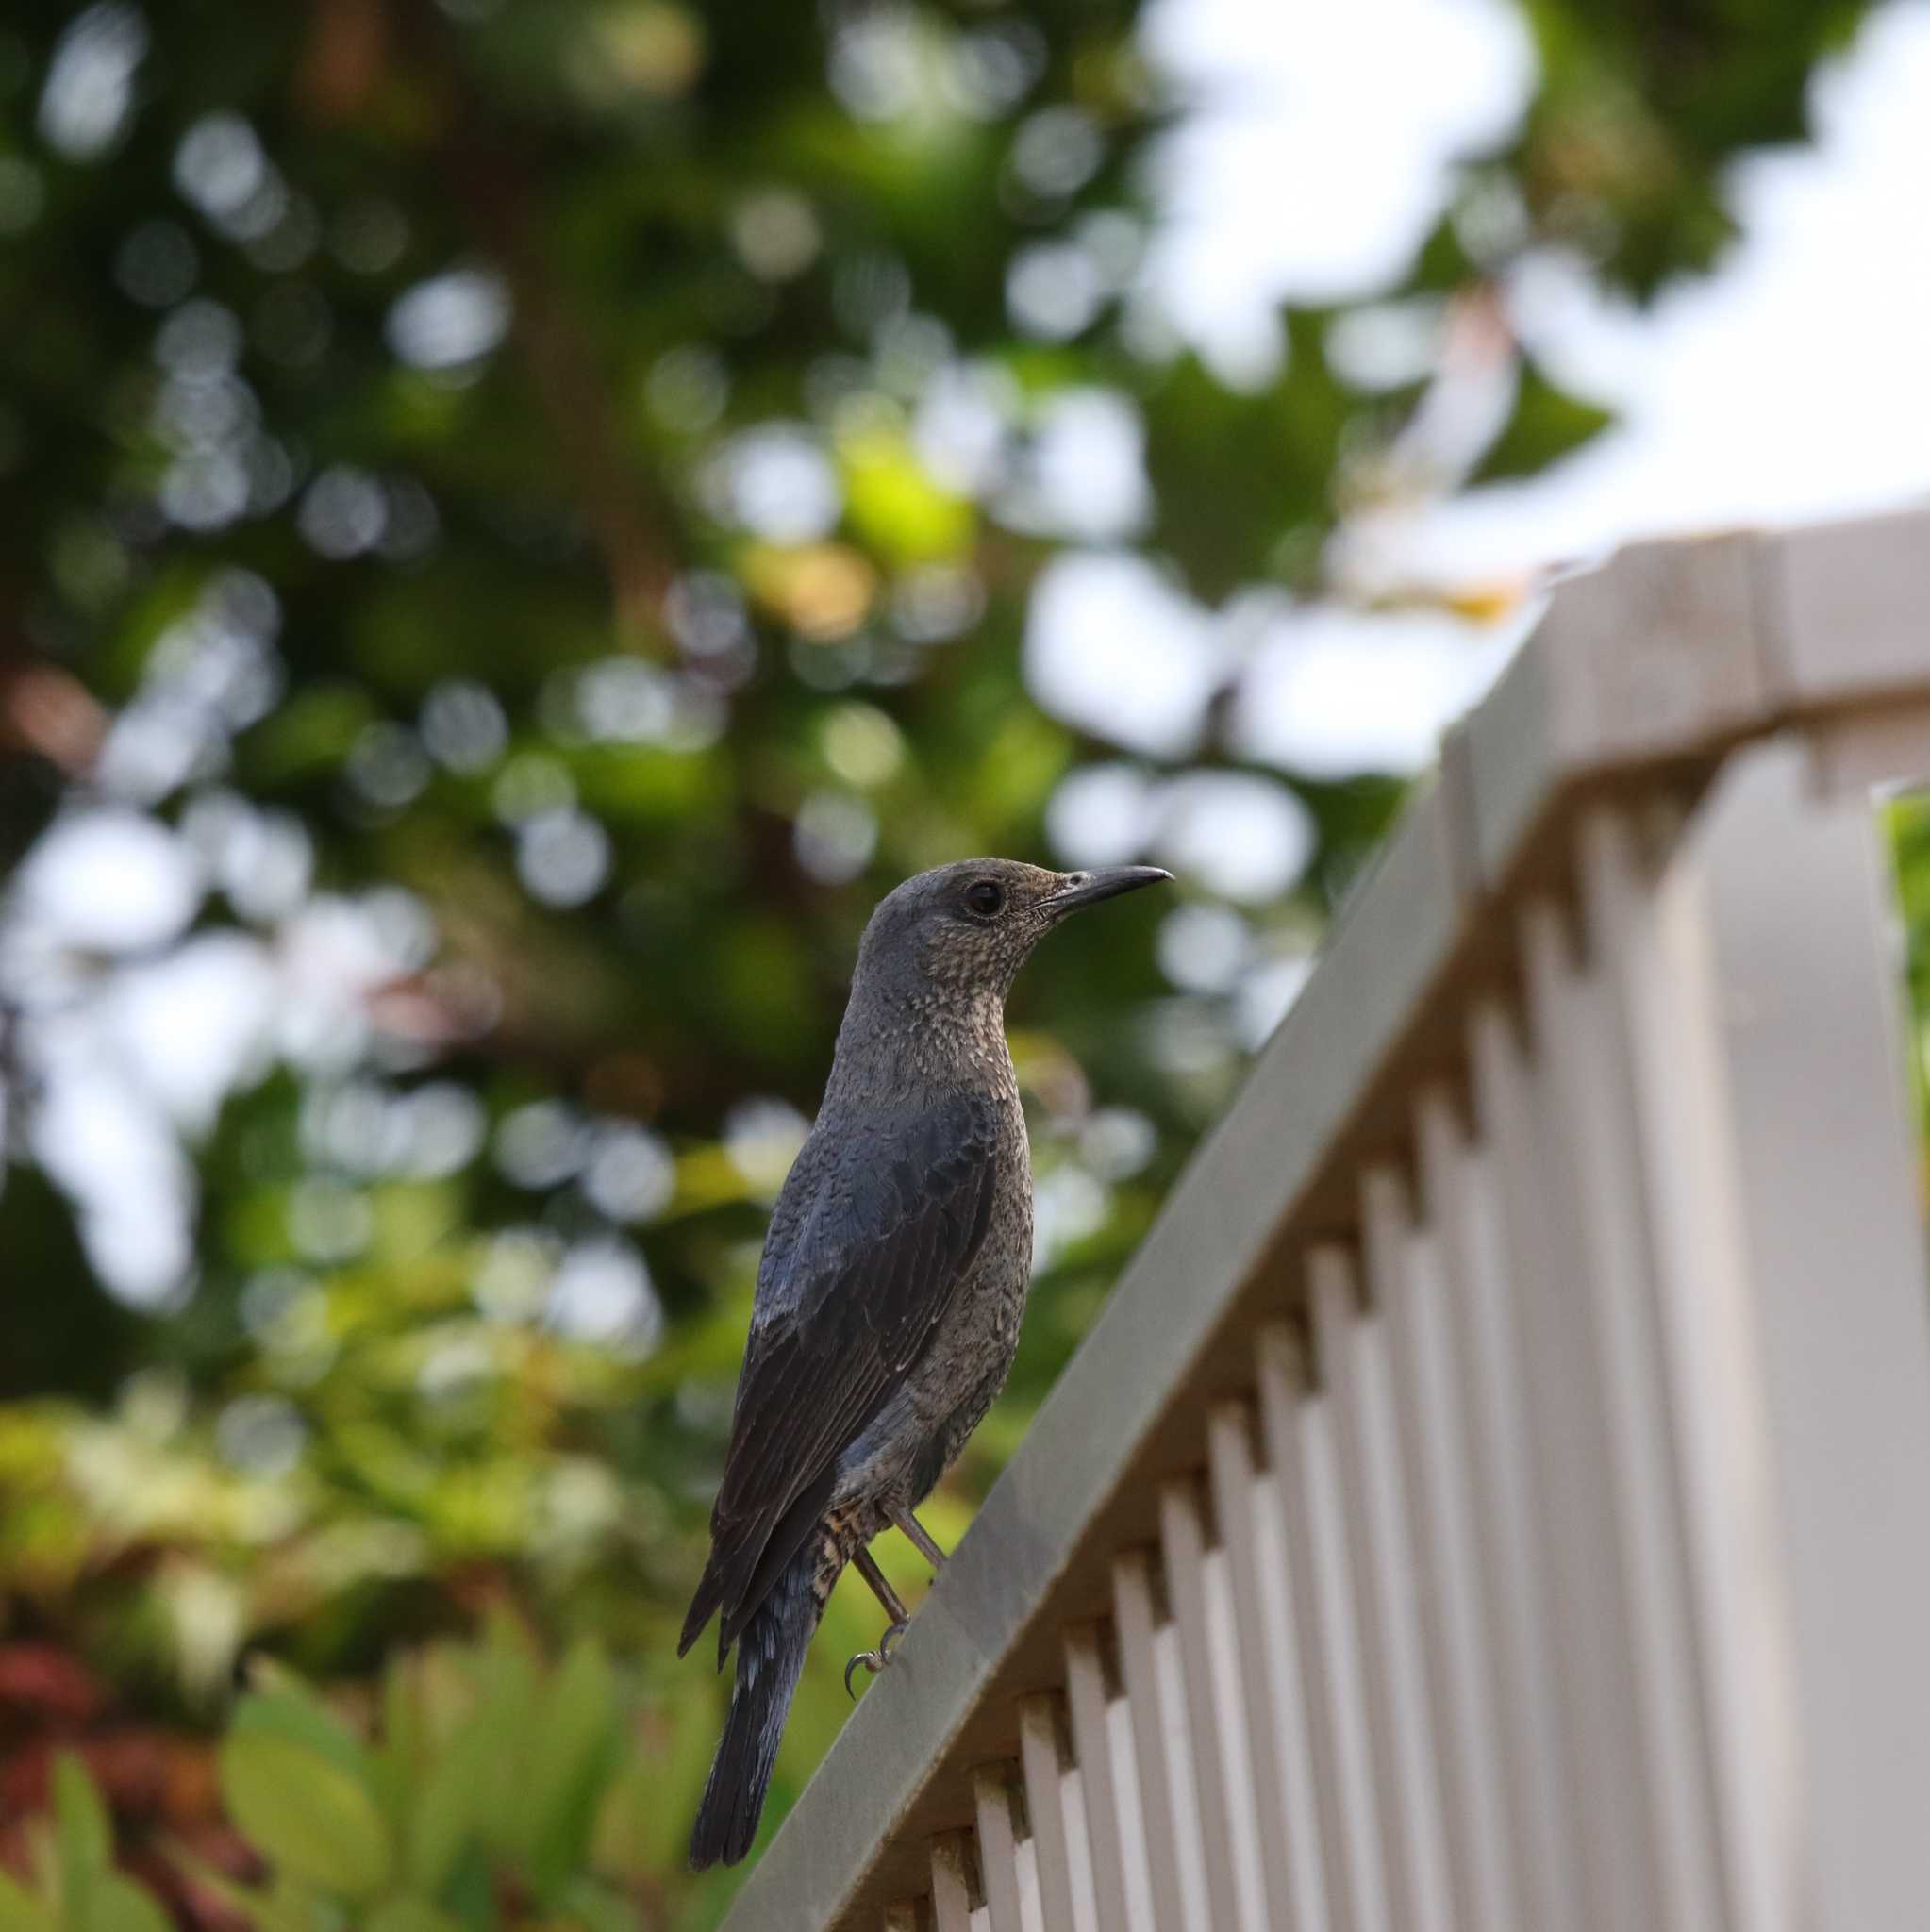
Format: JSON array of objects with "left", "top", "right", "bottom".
[
  {"left": 1885, "top": 796, "right": 1930, "bottom": 1158},
  {"left": 1, "top": 1624, "right": 692, "bottom": 1930},
  {"left": 0, "top": 0, "right": 1883, "bottom": 1922},
  {"left": 0, "top": 1754, "right": 172, "bottom": 1932}
]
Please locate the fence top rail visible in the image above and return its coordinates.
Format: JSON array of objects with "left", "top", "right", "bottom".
[{"left": 717, "top": 506, "right": 1930, "bottom": 1932}]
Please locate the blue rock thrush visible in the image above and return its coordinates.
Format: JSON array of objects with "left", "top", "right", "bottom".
[{"left": 681, "top": 858, "right": 1171, "bottom": 1867}]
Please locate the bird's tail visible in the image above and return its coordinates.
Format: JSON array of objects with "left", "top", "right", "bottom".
[{"left": 689, "top": 1524, "right": 839, "bottom": 1869}]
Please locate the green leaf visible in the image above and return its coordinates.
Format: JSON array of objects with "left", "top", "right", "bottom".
[
  {"left": 160, "top": 1847, "right": 310, "bottom": 1932},
  {"left": 233, "top": 1666, "right": 373, "bottom": 1785},
  {"left": 54, "top": 1755, "right": 112, "bottom": 1919},
  {"left": 219, "top": 1733, "right": 393, "bottom": 1900},
  {"left": 372, "top": 1654, "right": 425, "bottom": 1820},
  {"left": 240, "top": 684, "right": 378, "bottom": 785},
  {"left": 84, "top": 1875, "right": 174, "bottom": 1932},
  {"left": 382, "top": 1655, "right": 423, "bottom": 1767},
  {"left": 555, "top": 1878, "right": 637, "bottom": 1932},
  {"left": 523, "top": 1641, "right": 622, "bottom": 1898},
  {"left": 0, "top": 1870, "right": 54, "bottom": 1932},
  {"left": 439, "top": 1847, "right": 496, "bottom": 1932},
  {"left": 1408, "top": 208, "right": 1477, "bottom": 292},
  {"left": 1141, "top": 319, "right": 1354, "bottom": 600},
  {"left": 364, "top": 1902, "right": 464, "bottom": 1932},
  {"left": 1469, "top": 357, "right": 1616, "bottom": 485},
  {"left": 464, "top": 1618, "right": 541, "bottom": 1853},
  {"left": 840, "top": 427, "right": 973, "bottom": 563},
  {"left": 54, "top": 1755, "right": 113, "bottom": 1864},
  {"left": 265, "top": 1876, "right": 322, "bottom": 1932},
  {"left": 404, "top": 1714, "right": 491, "bottom": 1897}
]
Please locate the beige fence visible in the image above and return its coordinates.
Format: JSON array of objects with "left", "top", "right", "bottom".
[{"left": 722, "top": 509, "right": 1930, "bottom": 1932}]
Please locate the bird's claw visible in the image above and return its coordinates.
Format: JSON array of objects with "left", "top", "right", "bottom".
[{"left": 843, "top": 1618, "right": 911, "bottom": 1699}]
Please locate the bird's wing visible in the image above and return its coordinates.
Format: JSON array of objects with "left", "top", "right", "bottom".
[{"left": 679, "top": 1088, "right": 1002, "bottom": 1658}]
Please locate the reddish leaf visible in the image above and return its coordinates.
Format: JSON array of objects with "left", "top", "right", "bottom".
[{"left": 0, "top": 1645, "right": 107, "bottom": 1724}]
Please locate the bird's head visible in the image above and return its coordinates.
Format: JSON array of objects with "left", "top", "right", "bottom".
[{"left": 852, "top": 858, "right": 1172, "bottom": 1008}]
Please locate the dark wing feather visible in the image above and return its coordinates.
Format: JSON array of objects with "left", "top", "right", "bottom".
[{"left": 678, "top": 1090, "right": 1000, "bottom": 1661}]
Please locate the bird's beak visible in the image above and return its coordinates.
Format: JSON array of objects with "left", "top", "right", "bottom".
[{"left": 1043, "top": 866, "right": 1173, "bottom": 919}]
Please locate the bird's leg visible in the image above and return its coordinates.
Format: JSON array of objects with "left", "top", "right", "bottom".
[
  {"left": 852, "top": 1546, "right": 909, "bottom": 1625},
  {"left": 842, "top": 1514, "right": 948, "bottom": 1696},
  {"left": 886, "top": 1504, "right": 948, "bottom": 1576},
  {"left": 844, "top": 1547, "right": 912, "bottom": 1699}
]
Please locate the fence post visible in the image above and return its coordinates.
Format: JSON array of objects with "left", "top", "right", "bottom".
[{"left": 1684, "top": 736, "right": 1930, "bottom": 1932}]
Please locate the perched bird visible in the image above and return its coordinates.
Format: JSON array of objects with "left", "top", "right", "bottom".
[{"left": 680, "top": 858, "right": 1171, "bottom": 1868}]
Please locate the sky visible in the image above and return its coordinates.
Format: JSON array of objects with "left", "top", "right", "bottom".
[
  {"left": 12, "top": 0, "right": 1930, "bottom": 1305},
  {"left": 1029, "top": 0, "right": 1930, "bottom": 778}
]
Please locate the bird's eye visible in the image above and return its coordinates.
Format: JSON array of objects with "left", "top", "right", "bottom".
[{"left": 962, "top": 879, "right": 1006, "bottom": 919}]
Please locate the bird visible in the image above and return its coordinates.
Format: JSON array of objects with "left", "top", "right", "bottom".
[{"left": 680, "top": 857, "right": 1172, "bottom": 1868}]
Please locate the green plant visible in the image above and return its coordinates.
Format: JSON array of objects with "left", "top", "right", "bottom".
[
  {"left": 2, "top": 1624, "right": 674, "bottom": 1932},
  {"left": 0, "top": 1756, "right": 171, "bottom": 1932}
]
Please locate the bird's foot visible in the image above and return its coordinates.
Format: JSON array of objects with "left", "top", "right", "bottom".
[{"left": 843, "top": 1619, "right": 911, "bottom": 1699}]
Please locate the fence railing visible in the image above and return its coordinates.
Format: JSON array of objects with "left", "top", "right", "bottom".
[{"left": 720, "top": 508, "right": 1930, "bottom": 1932}]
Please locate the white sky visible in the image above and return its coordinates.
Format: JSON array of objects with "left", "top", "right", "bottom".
[
  {"left": 1140, "top": 0, "right": 1536, "bottom": 377},
  {"left": 1399, "top": 0, "right": 1930, "bottom": 579},
  {"left": 1030, "top": 0, "right": 1930, "bottom": 782}
]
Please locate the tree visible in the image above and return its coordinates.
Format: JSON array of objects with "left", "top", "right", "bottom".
[{"left": 0, "top": 0, "right": 1882, "bottom": 1919}]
